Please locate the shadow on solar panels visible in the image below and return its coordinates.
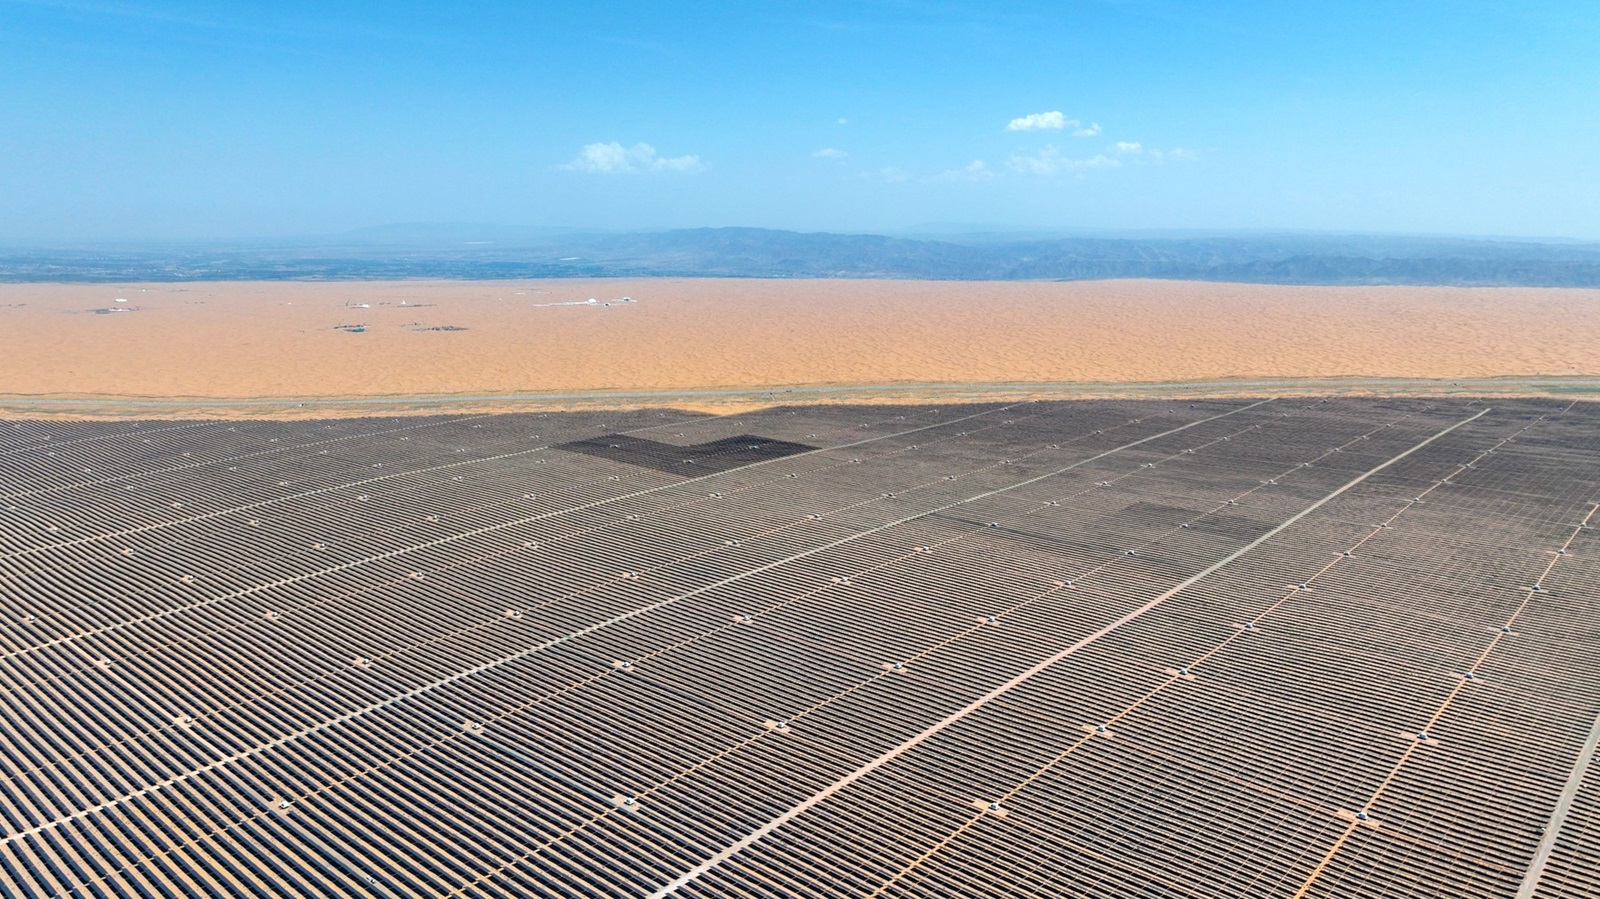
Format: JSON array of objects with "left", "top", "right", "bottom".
[{"left": 557, "top": 433, "right": 817, "bottom": 475}]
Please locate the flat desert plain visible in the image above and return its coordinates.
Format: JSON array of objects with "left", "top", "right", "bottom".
[{"left": 2, "top": 278, "right": 1597, "bottom": 412}]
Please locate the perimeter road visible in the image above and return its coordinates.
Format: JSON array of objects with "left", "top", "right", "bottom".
[
  {"left": 649, "top": 406, "right": 1491, "bottom": 897},
  {"left": 4, "top": 377, "right": 1598, "bottom": 415}
]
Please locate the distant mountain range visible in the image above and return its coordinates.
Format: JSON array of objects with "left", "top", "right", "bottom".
[{"left": 6, "top": 227, "right": 1600, "bottom": 287}]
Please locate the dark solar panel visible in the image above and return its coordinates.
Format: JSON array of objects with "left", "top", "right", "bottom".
[{"left": 0, "top": 397, "right": 1595, "bottom": 898}]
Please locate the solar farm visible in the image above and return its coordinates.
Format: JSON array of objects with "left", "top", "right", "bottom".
[{"left": 1, "top": 397, "right": 1597, "bottom": 898}]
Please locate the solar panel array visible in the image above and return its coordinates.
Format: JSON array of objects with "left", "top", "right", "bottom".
[{"left": 1, "top": 397, "right": 1596, "bottom": 898}]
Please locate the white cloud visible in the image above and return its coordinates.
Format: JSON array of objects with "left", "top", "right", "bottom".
[
  {"left": 1007, "top": 147, "right": 1121, "bottom": 176},
  {"left": 1008, "top": 111, "right": 1102, "bottom": 137},
  {"left": 935, "top": 160, "right": 994, "bottom": 182},
  {"left": 1109, "top": 144, "right": 1198, "bottom": 163},
  {"left": 837, "top": 117, "right": 849, "bottom": 125},
  {"left": 562, "top": 142, "right": 706, "bottom": 175},
  {"left": 651, "top": 152, "right": 707, "bottom": 173},
  {"left": 812, "top": 147, "right": 848, "bottom": 159},
  {"left": 858, "top": 166, "right": 911, "bottom": 183},
  {"left": 1007, "top": 110, "right": 1069, "bottom": 131}
]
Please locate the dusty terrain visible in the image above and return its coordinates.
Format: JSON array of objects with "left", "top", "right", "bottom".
[{"left": 1, "top": 278, "right": 1597, "bottom": 415}]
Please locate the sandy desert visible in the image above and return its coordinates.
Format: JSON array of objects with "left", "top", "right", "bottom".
[{"left": 2, "top": 278, "right": 1597, "bottom": 415}]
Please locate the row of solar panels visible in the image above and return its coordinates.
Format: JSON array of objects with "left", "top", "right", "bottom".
[{"left": 0, "top": 398, "right": 1595, "bottom": 897}]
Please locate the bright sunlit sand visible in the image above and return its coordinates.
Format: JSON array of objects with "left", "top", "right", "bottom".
[{"left": 2, "top": 278, "right": 1596, "bottom": 412}]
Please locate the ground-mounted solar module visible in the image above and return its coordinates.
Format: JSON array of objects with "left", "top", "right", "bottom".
[{"left": 0, "top": 397, "right": 1597, "bottom": 898}]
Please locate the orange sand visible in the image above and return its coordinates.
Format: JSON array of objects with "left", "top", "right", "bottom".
[{"left": 1, "top": 279, "right": 1596, "bottom": 411}]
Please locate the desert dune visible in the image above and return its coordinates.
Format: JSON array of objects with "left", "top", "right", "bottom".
[{"left": 1, "top": 278, "right": 1596, "bottom": 414}]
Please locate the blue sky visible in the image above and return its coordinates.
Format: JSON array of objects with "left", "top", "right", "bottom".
[{"left": 2, "top": 0, "right": 1596, "bottom": 242}]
